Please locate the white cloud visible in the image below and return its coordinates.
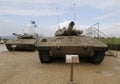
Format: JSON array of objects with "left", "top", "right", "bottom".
[
  {"left": 95, "top": 0, "right": 120, "bottom": 9},
  {"left": 0, "top": 0, "right": 120, "bottom": 37},
  {"left": 100, "top": 22, "right": 120, "bottom": 37},
  {"left": 76, "top": 0, "right": 120, "bottom": 9},
  {"left": 0, "top": 21, "right": 24, "bottom": 36},
  {"left": 95, "top": 13, "right": 113, "bottom": 20},
  {"left": 59, "top": 21, "right": 72, "bottom": 28},
  {"left": 0, "top": 0, "right": 120, "bottom": 16},
  {"left": 36, "top": 25, "right": 57, "bottom": 36},
  {"left": 0, "top": 0, "right": 66, "bottom": 16},
  {"left": 0, "top": 9, "right": 57, "bottom": 16}
]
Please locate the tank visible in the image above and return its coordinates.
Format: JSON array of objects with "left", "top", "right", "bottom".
[
  {"left": 5, "top": 33, "right": 38, "bottom": 51},
  {"left": 36, "top": 21, "right": 108, "bottom": 64}
]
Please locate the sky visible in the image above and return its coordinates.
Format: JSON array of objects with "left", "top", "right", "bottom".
[{"left": 0, "top": 0, "right": 120, "bottom": 37}]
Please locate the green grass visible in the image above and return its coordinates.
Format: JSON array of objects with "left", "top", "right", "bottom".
[{"left": 99, "top": 38, "right": 120, "bottom": 45}]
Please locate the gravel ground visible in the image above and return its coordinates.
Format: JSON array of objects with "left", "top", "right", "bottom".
[{"left": 0, "top": 44, "right": 120, "bottom": 84}]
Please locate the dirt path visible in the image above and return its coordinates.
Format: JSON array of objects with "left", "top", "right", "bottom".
[{"left": 0, "top": 44, "right": 120, "bottom": 84}]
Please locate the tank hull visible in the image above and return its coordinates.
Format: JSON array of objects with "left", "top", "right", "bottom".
[
  {"left": 38, "top": 46, "right": 107, "bottom": 57},
  {"left": 5, "top": 39, "right": 37, "bottom": 51},
  {"left": 6, "top": 44, "right": 36, "bottom": 51},
  {"left": 36, "top": 36, "right": 108, "bottom": 64}
]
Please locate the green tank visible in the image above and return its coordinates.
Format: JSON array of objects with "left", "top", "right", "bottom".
[
  {"left": 36, "top": 21, "right": 108, "bottom": 64},
  {"left": 5, "top": 33, "right": 38, "bottom": 51}
]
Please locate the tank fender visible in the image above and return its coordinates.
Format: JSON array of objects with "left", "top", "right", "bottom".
[
  {"left": 93, "top": 47, "right": 108, "bottom": 52},
  {"left": 37, "top": 47, "right": 51, "bottom": 51},
  {"left": 37, "top": 47, "right": 51, "bottom": 56}
]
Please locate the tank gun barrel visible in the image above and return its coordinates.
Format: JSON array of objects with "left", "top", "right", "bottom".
[
  {"left": 67, "top": 21, "right": 75, "bottom": 32},
  {"left": 66, "top": 21, "right": 75, "bottom": 35},
  {"left": 13, "top": 33, "right": 22, "bottom": 36},
  {"left": 12, "top": 33, "right": 36, "bottom": 39}
]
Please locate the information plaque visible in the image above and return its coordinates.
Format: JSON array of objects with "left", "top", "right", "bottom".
[
  {"left": 66, "top": 55, "right": 79, "bottom": 63},
  {"left": 12, "top": 45, "right": 16, "bottom": 48}
]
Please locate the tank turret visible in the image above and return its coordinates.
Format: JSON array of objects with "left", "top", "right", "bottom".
[
  {"left": 55, "top": 21, "right": 83, "bottom": 36},
  {"left": 13, "top": 33, "right": 36, "bottom": 39}
]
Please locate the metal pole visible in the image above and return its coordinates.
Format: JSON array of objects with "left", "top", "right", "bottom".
[
  {"left": 70, "top": 63, "right": 73, "bottom": 82},
  {"left": 56, "top": 8, "right": 60, "bottom": 29},
  {"left": 13, "top": 48, "right": 15, "bottom": 54},
  {"left": 94, "top": 29, "right": 95, "bottom": 38},
  {"left": 97, "top": 22, "right": 99, "bottom": 39},
  {"left": 12, "top": 45, "right": 16, "bottom": 54},
  {"left": 73, "top": 3, "right": 76, "bottom": 22},
  {"left": 116, "top": 47, "right": 117, "bottom": 57}
]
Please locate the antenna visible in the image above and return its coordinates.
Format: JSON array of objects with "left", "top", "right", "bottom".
[
  {"left": 73, "top": 3, "right": 76, "bottom": 22},
  {"left": 56, "top": 8, "right": 60, "bottom": 29},
  {"left": 29, "top": 20, "right": 37, "bottom": 34}
]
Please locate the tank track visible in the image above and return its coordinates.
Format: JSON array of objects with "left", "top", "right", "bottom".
[
  {"left": 5, "top": 44, "right": 13, "bottom": 51},
  {"left": 5, "top": 44, "right": 36, "bottom": 51},
  {"left": 89, "top": 51, "right": 105, "bottom": 64},
  {"left": 38, "top": 47, "right": 51, "bottom": 63}
]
